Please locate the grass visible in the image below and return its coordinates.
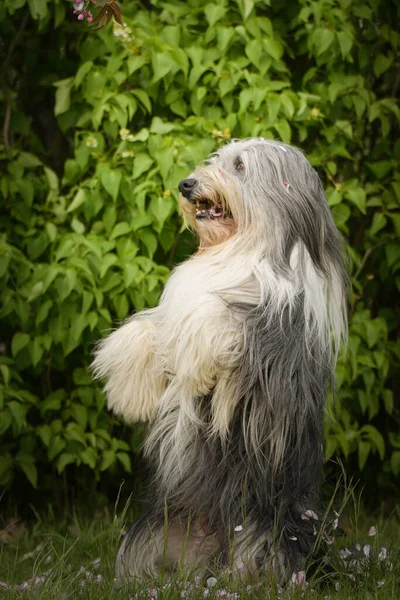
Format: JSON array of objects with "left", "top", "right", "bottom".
[{"left": 0, "top": 495, "right": 399, "bottom": 600}]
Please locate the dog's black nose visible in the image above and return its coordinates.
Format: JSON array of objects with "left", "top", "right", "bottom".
[{"left": 179, "top": 178, "right": 197, "bottom": 199}]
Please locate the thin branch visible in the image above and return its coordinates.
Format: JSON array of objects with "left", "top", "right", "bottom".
[
  {"left": 353, "top": 239, "right": 390, "bottom": 281},
  {"left": 1, "top": 14, "right": 29, "bottom": 150},
  {"left": 1, "top": 15, "right": 29, "bottom": 72}
]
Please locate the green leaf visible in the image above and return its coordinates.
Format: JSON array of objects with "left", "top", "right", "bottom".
[
  {"left": 44, "top": 167, "right": 59, "bottom": 192},
  {"left": 123, "top": 263, "right": 139, "bottom": 288},
  {"left": 75, "top": 61, "right": 93, "bottom": 87},
  {"left": 204, "top": 4, "right": 226, "bottom": 26},
  {"left": 11, "top": 332, "right": 30, "bottom": 357},
  {"left": 54, "top": 78, "right": 74, "bottom": 116},
  {"left": 48, "top": 436, "right": 66, "bottom": 461},
  {"left": 15, "top": 454, "right": 37, "bottom": 487},
  {"left": 110, "top": 222, "right": 131, "bottom": 240},
  {"left": 385, "top": 243, "right": 400, "bottom": 267},
  {"left": 132, "top": 90, "right": 152, "bottom": 113},
  {"left": 391, "top": 451, "right": 400, "bottom": 477},
  {"left": 73, "top": 368, "right": 92, "bottom": 386},
  {"left": 28, "top": 338, "right": 43, "bottom": 367},
  {"left": 71, "top": 404, "right": 88, "bottom": 430},
  {"left": 152, "top": 52, "right": 175, "bottom": 83},
  {"left": 27, "top": 0, "right": 48, "bottom": 19},
  {"left": 45, "top": 222, "right": 57, "bottom": 242},
  {"left": 139, "top": 229, "right": 157, "bottom": 258},
  {"left": 57, "top": 452, "right": 76, "bottom": 473},
  {"left": 312, "top": 28, "right": 335, "bottom": 56},
  {"left": 264, "top": 38, "right": 283, "bottom": 61},
  {"left": 274, "top": 120, "right": 291, "bottom": 144},
  {"left": 326, "top": 188, "right": 342, "bottom": 207},
  {"left": 98, "top": 166, "right": 122, "bottom": 201},
  {"left": 150, "top": 117, "right": 177, "bottom": 135},
  {"left": 382, "top": 389, "right": 393, "bottom": 414},
  {"left": 346, "top": 188, "right": 366, "bottom": 214},
  {"left": 68, "top": 188, "right": 87, "bottom": 212},
  {"left": 358, "top": 440, "right": 371, "bottom": 470},
  {"left": 324, "top": 436, "right": 337, "bottom": 461},
  {"left": 133, "top": 153, "right": 154, "bottom": 179},
  {"left": 100, "top": 450, "right": 116, "bottom": 471},
  {"left": 80, "top": 447, "right": 97, "bottom": 469},
  {"left": 17, "top": 152, "right": 42, "bottom": 167},
  {"left": 0, "top": 364, "right": 10, "bottom": 387},
  {"left": 116, "top": 452, "right": 131, "bottom": 472},
  {"left": 246, "top": 40, "right": 262, "bottom": 69},
  {"left": 8, "top": 401, "right": 27, "bottom": 430},
  {"left": 38, "top": 425, "right": 52, "bottom": 447},
  {"left": 127, "top": 55, "right": 147, "bottom": 75},
  {"left": 337, "top": 31, "right": 353, "bottom": 59},
  {"left": 369, "top": 212, "right": 387, "bottom": 236},
  {"left": 266, "top": 94, "right": 280, "bottom": 123},
  {"left": 373, "top": 54, "right": 393, "bottom": 78},
  {"left": 113, "top": 294, "right": 129, "bottom": 319},
  {"left": 65, "top": 423, "right": 86, "bottom": 445},
  {"left": 99, "top": 253, "right": 118, "bottom": 278},
  {"left": 237, "top": 0, "right": 254, "bottom": 20}
]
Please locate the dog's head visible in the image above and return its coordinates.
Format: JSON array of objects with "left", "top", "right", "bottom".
[{"left": 178, "top": 138, "right": 338, "bottom": 263}]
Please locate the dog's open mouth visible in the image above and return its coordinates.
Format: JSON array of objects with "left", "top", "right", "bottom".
[{"left": 190, "top": 198, "right": 225, "bottom": 220}]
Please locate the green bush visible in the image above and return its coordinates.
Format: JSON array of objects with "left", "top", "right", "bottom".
[{"left": 0, "top": 0, "right": 399, "bottom": 504}]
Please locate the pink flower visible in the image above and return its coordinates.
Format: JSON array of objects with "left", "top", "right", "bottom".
[
  {"left": 378, "top": 547, "right": 388, "bottom": 561},
  {"left": 363, "top": 544, "right": 371, "bottom": 557},
  {"left": 291, "top": 571, "right": 307, "bottom": 590},
  {"left": 339, "top": 548, "right": 352, "bottom": 559},
  {"left": 77, "top": 13, "right": 85, "bottom": 20},
  {"left": 368, "top": 526, "right": 376, "bottom": 536}
]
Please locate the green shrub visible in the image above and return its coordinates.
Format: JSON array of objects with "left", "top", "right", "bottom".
[{"left": 0, "top": 0, "right": 399, "bottom": 504}]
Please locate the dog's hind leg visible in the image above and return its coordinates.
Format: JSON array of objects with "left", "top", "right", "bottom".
[{"left": 115, "top": 513, "right": 218, "bottom": 586}]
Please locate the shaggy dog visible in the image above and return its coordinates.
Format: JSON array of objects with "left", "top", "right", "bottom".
[{"left": 92, "top": 138, "right": 347, "bottom": 585}]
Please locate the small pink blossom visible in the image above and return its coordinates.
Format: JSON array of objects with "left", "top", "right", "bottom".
[
  {"left": 363, "top": 544, "right": 371, "bottom": 557},
  {"left": 368, "top": 526, "right": 376, "bottom": 536},
  {"left": 378, "top": 547, "right": 388, "bottom": 561},
  {"left": 339, "top": 548, "right": 352, "bottom": 559},
  {"left": 291, "top": 571, "right": 307, "bottom": 590},
  {"left": 77, "top": 13, "right": 85, "bottom": 20},
  {"left": 355, "top": 543, "right": 361, "bottom": 551}
]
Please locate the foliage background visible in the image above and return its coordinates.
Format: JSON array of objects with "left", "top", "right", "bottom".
[{"left": 0, "top": 0, "right": 399, "bottom": 512}]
